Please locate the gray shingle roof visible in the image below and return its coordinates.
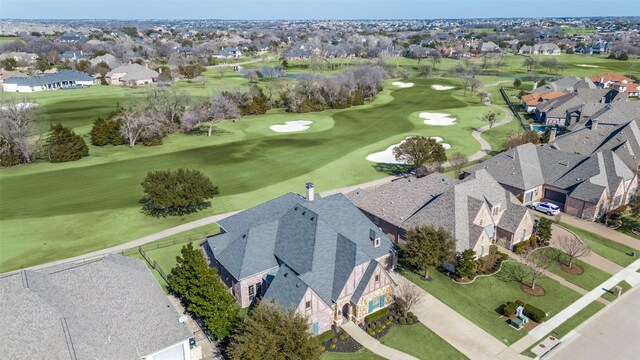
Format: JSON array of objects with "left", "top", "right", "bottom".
[
  {"left": 4, "top": 70, "right": 94, "bottom": 87},
  {"left": 0, "top": 256, "right": 192, "bottom": 360},
  {"left": 106, "top": 64, "right": 159, "bottom": 81},
  {"left": 204, "top": 193, "right": 395, "bottom": 307},
  {"left": 261, "top": 265, "right": 309, "bottom": 310},
  {"left": 351, "top": 260, "right": 378, "bottom": 303}
]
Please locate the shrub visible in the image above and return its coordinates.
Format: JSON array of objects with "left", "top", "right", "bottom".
[
  {"left": 141, "top": 135, "right": 163, "bottom": 146},
  {"left": 329, "top": 343, "right": 337, "bottom": 350},
  {"left": 365, "top": 307, "right": 390, "bottom": 324},
  {"left": 339, "top": 331, "right": 349, "bottom": 340},
  {"left": 399, "top": 318, "right": 406, "bottom": 325},
  {"left": 317, "top": 330, "right": 336, "bottom": 344},
  {"left": 331, "top": 337, "right": 338, "bottom": 344},
  {"left": 499, "top": 252, "right": 509, "bottom": 261},
  {"left": 90, "top": 117, "right": 124, "bottom": 146},
  {"left": 515, "top": 299, "right": 525, "bottom": 307},
  {"left": 367, "top": 330, "right": 375, "bottom": 336},
  {"left": 46, "top": 123, "right": 89, "bottom": 163},
  {"left": 407, "top": 312, "right": 415, "bottom": 319},
  {"left": 524, "top": 304, "right": 547, "bottom": 323},
  {"left": 514, "top": 242, "right": 529, "bottom": 255},
  {"left": 407, "top": 317, "right": 414, "bottom": 324},
  {"left": 503, "top": 302, "right": 517, "bottom": 317}
]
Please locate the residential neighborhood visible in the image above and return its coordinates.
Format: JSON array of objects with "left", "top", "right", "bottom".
[{"left": 1, "top": 3, "right": 640, "bottom": 360}]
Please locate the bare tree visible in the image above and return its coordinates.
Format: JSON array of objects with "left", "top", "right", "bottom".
[
  {"left": 525, "top": 248, "right": 558, "bottom": 290},
  {"left": 144, "top": 85, "right": 189, "bottom": 130},
  {"left": 557, "top": 235, "right": 590, "bottom": 269},
  {"left": 0, "top": 98, "right": 42, "bottom": 164},
  {"left": 448, "top": 152, "right": 469, "bottom": 178},
  {"left": 201, "top": 95, "right": 241, "bottom": 137},
  {"left": 394, "top": 278, "right": 424, "bottom": 317},
  {"left": 117, "top": 107, "right": 165, "bottom": 147},
  {"left": 469, "top": 77, "right": 482, "bottom": 95}
]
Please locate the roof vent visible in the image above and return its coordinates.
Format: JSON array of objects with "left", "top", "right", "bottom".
[
  {"left": 294, "top": 206, "right": 298, "bottom": 211},
  {"left": 302, "top": 211, "right": 306, "bottom": 216},
  {"left": 296, "top": 283, "right": 300, "bottom": 288},
  {"left": 284, "top": 272, "right": 288, "bottom": 278},
  {"left": 310, "top": 217, "right": 314, "bottom": 221}
]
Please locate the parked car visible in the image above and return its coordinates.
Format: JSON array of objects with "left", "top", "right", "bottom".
[{"left": 530, "top": 202, "right": 560, "bottom": 215}]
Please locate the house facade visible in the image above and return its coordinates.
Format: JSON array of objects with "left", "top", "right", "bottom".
[
  {"left": 467, "top": 143, "right": 637, "bottom": 221},
  {"left": 201, "top": 187, "right": 398, "bottom": 335},
  {"left": 533, "top": 88, "right": 625, "bottom": 127},
  {"left": 2, "top": 70, "right": 95, "bottom": 92},
  {"left": 518, "top": 43, "right": 561, "bottom": 55},
  {"left": 347, "top": 170, "right": 535, "bottom": 253},
  {"left": 105, "top": 63, "right": 159, "bottom": 86}
]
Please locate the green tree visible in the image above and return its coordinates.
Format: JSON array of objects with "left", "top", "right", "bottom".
[
  {"left": 46, "top": 123, "right": 89, "bottom": 163},
  {"left": 228, "top": 301, "right": 323, "bottom": 360},
  {"left": 140, "top": 168, "right": 219, "bottom": 217},
  {"left": 168, "top": 242, "right": 239, "bottom": 340},
  {"left": 35, "top": 58, "right": 51, "bottom": 73},
  {"left": 404, "top": 225, "right": 456, "bottom": 279},
  {"left": 513, "top": 79, "right": 522, "bottom": 88},
  {"left": 75, "top": 60, "right": 92, "bottom": 73},
  {"left": 89, "top": 117, "right": 124, "bottom": 146},
  {"left": 1, "top": 58, "right": 17, "bottom": 71},
  {"left": 456, "top": 249, "right": 477, "bottom": 279},
  {"left": 482, "top": 111, "right": 498, "bottom": 129},
  {"left": 178, "top": 64, "right": 206, "bottom": 79},
  {"left": 393, "top": 136, "right": 447, "bottom": 169},
  {"left": 0, "top": 138, "right": 21, "bottom": 167},
  {"left": 536, "top": 218, "right": 553, "bottom": 245}
]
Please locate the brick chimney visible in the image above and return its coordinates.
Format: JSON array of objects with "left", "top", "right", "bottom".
[
  {"left": 549, "top": 127, "right": 557, "bottom": 142},
  {"left": 305, "top": 182, "right": 314, "bottom": 201},
  {"left": 591, "top": 119, "right": 598, "bottom": 130}
]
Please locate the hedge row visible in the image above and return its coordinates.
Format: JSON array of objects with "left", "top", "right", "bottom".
[
  {"left": 503, "top": 300, "right": 547, "bottom": 323},
  {"left": 317, "top": 329, "right": 336, "bottom": 344},
  {"left": 364, "top": 307, "right": 390, "bottom": 324}
]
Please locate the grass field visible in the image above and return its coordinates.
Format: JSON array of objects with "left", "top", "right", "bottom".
[
  {"left": 0, "top": 77, "right": 496, "bottom": 272},
  {"left": 601, "top": 280, "right": 632, "bottom": 302},
  {"left": 321, "top": 348, "right": 384, "bottom": 360},
  {"left": 0, "top": 36, "right": 22, "bottom": 43},
  {"left": 400, "top": 262, "right": 581, "bottom": 345},
  {"left": 380, "top": 323, "right": 468, "bottom": 360},
  {"left": 561, "top": 224, "right": 637, "bottom": 267},
  {"left": 522, "top": 301, "right": 605, "bottom": 357},
  {"left": 543, "top": 248, "right": 613, "bottom": 290}
]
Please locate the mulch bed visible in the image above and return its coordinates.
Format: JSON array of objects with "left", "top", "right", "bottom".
[
  {"left": 520, "top": 284, "right": 546, "bottom": 296},
  {"left": 559, "top": 263, "right": 584, "bottom": 275},
  {"left": 323, "top": 331, "right": 362, "bottom": 353}
]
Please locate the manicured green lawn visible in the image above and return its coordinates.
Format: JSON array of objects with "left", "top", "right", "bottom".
[
  {"left": 601, "top": 280, "right": 632, "bottom": 302},
  {"left": 616, "top": 214, "right": 640, "bottom": 240},
  {"left": 561, "top": 223, "right": 637, "bottom": 267},
  {"left": 543, "top": 248, "right": 613, "bottom": 290},
  {"left": 129, "top": 242, "right": 194, "bottom": 290},
  {"left": 522, "top": 301, "right": 605, "bottom": 357},
  {"left": 321, "top": 348, "right": 384, "bottom": 360},
  {"left": 400, "top": 262, "right": 582, "bottom": 345},
  {"left": 380, "top": 323, "right": 468, "bottom": 360}
]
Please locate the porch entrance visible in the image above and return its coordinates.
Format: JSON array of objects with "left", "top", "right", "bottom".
[{"left": 342, "top": 303, "right": 350, "bottom": 321}]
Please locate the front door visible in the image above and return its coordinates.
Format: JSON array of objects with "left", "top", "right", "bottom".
[{"left": 342, "top": 303, "right": 350, "bottom": 321}]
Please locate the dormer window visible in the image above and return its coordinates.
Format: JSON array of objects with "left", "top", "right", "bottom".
[{"left": 374, "top": 237, "right": 380, "bottom": 248}]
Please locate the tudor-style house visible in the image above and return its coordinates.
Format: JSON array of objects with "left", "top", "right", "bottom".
[
  {"left": 347, "top": 170, "right": 535, "bottom": 253},
  {"left": 201, "top": 184, "right": 398, "bottom": 335}
]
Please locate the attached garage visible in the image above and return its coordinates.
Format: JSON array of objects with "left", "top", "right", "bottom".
[{"left": 544, "top": 188, "right": 567, "bottom": 204}]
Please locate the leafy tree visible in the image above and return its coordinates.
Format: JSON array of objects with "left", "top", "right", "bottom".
[
  {"left": 404, "top": 225, "right": 456, "bottom": 279},
  {"left": 228, "top": 301, "right": 323, "bottom": 360},
  {"left": 46, "top": 123, "right": 89, "bottom": 163},
  {"left": 0, "top": 138, "right": 21, "bottom": 167},
  {"left": 90, "top": 117, "right": 124, "bottom": 146},
  {"left": 75, "top": 60, "right": 92, "bottom": 73},
  {"left": 482, "top": 111, "right": 498, "bottom": 129},
  {"left": 140, "top": 168, "right": 219, "bottom": 217},
  {"left": 178, "top": 64, "right": 206, "bottom": 79},
  {"left": 393, "top": 136, "right": 447, "bottom": 169},
  {"left": 1, "top": 58, "right": 17, "bottom": 71},
  {"left": 523, "top": 57, "right": 537, "bottom": 71},
  {"left": 456, "top": 249, "right": 477, "bottom": 279},
  {"left": 536, "top": 218, "right": 553, "bottom": 245},
  {"left": 121, "top": 26, "right": 139, "bottom": 38},
  {"left": 35, "top": 58, "right": 51, "bottom": 73},
  {"left": 93, "top": 61, "right": 111, "bottom": 77},
  {"left": 513, "top": 79, "right": 522, "bottom": 88},
  {"left": 168, "top": 242, "right": 239, "bottom": 340}
]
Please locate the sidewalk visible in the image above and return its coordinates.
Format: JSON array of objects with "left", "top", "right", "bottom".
[
  {"left": 528, "top": 258, "right": 640, "bottom": 340},
  {"left": 541, "top": 214, "right": 640, "bottom": 250},
  {"left": 389, "top": 273, "right": 516, "bottom": 360},
  {"left": 551, "top": 224, "right": 622, "bottom": 275},
  {"left": 341, "top": 321, "right": 418, "bottom": 360}
]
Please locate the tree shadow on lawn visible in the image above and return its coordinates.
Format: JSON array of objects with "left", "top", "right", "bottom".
[{"left": 372, "top": 163, "right": 413, "bottom": 175}]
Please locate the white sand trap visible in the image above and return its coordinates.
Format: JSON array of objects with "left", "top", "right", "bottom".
[
  {"left": 420, "top": 112, "right": 457, "bottom": 126},
  {"left": 392, "top": 81, "right": 414, "bottom": 88},
  {"left": 431, "top": 85, "right": 455, "bottom": 91},
  {"left": 366, "top": 137, "right": 451, "bottom": 164},
  {"left": 0, "top": 102, "right": 38, "bottom": 111},
  {"left": 576, "top": 64, "right": 600, "bottom": 68},
  {"left": 270, "top": 120, "right": 313, "bottom": 133}
]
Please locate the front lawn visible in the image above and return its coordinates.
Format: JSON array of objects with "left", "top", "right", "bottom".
[
  {"left": 543, "top": 248, "right": 612, "bottom": 290},
  {"left": 522, "top": 301, "right": 605, "bottom": 358},
  {"left": 380, "top": 323, "right": 468, "bottom": 360},
  {"left": 399, "top": 262, "right": 582, "bottom": 345},
  {"left": 321, "top": 348, "right": 384, "bottom": 360},
  {"left": 617, "top": 215, "right": 640, "bottom": 240},
  {"left": 561, "top": 223, "right": 636, "bottom": 267},
  {"left": 601, "top": 280, "right": 632, "bottom": 302}
]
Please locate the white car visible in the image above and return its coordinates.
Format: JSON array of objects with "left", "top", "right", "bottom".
[{"left": 531, "top": 202, "right": 560, "bottom": 215}]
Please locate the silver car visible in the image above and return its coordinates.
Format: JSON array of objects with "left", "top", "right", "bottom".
[{"left": 531, "top": 202, "right": 561, "bottom": 215}]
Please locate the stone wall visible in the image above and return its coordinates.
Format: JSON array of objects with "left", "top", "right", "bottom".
[{"left": 354, "top": 285, "right": 395, "bottom": 323}]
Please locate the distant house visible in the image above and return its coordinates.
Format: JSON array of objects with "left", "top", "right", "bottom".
[
  {"left": 105, "top": 63, "right": 159, "bottom": 86},
  {"left": 467, "top": 143, "right": 637, "bottom": 221},
  {"left": 201, "top": 185, "right": 398, "bottom": 335},
  {"left": 590, "top": 73, "right": 637, "bottom": 96},
  {"left": 518, "top": 43, "right": 561, "bottom": 55},
  {"left": 60, "top": 50, "right": 86, "bottom": 61},
  {"left": 89, "top": 53, "right": 118, "bottom": 68},
  {"left": 479, "top": 41, "right": 501, "bottom": 53},
  {"left": 521, "top": 91, "right": 566, "bottom": 113},
  {"left": 0, "top": 255, "right": 197, "bottom": 360},
  {"left": 575, "top": 41, "right": 610, "bottom": 55},
  {"left": 531, "top": 76, "right": 596, "bottom": 94},
  {"left": 213, "top": 46, "right": 243, "bottom": 59},
  {"left": 533, "top": 88, "right": 626, "bottom": 127},
  {"left": 2, "top": 70, "right": 96, "bottom": 92},
  {"left": 0, "top": 52, "right": 39, "bottom": 65},
  {"left": 347, "top": 170, "right": 535, "bottom": 253},
  {"left": 57, "top": 32, "right": 86, "bottom": 43}
]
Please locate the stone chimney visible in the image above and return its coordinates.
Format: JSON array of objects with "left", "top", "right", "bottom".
[
  {"left": 305, "top": 182, "right": 314, "bottom": 201},
  {"left": 549, "top": 127, "right": 557, "bottom": 142},
  {"left": 591, "top": 119, "right": 598, "bottom": 130},
  {"left": 533, "top": 81, "right": 538, "bottom": 90}
]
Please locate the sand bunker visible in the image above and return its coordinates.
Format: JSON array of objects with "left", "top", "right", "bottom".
[
  {"left": 420, "top": 112, "right": 457, "bottom": 126},
  {"left": 576, "top": 64, "right": 600, "bottom": 68},
  {"left": 0, "top": 102, "right": 38, "bottom": 111},
  {"left": 392, "top": 81, "right": 414, "bottom": 88},
  {"left": 431, "top": 85, "right": 455, "bottom": 91},
  {"left": 366, "top": 137, "right": 451, "bottom": 164},
  {"left": 270, "top": 120, "right": 313, "bottom": 133}
]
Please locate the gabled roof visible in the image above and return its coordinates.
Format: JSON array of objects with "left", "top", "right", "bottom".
[
  {"left": 3, "top": 70, "right": 94, "bottom": 87},
  {"left": 0, "top": 256, "right": 192, "bottom": 360},
  {"left": 590, "top": 73, "right": 634, "bottom": 84},
  {"left": 106, "top": 64, "right": 159, "bottom": 81},
  {"left": 204, "top": 193, "right": 395, "bottom": 307}
]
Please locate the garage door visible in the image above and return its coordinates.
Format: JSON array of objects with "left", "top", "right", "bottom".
[{"left": 544, "top": 189, "right": 566, "bottom": 204}]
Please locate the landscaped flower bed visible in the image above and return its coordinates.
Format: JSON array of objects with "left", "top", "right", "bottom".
[
  {"left": 321, "top": 329, "right": 363, "bottom": 353},
  {"left": 362, "top": 305, "right": 419, "bottom": 339}
]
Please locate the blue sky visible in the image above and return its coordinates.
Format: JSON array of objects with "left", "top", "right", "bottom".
[{"left": 1, "top": 0, "right": 638, "bottom": 19}]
